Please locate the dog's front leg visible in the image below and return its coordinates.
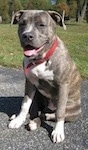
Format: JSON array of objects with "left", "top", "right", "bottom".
[
  {"left": 9, "top": 78, "right": 36, "bottom": 129},
  {"left": 52, "top": 83, "right": 69, "bottom": 143}
]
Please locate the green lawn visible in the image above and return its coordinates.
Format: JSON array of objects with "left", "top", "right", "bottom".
[
  {"left": 0, "top": 24, "right": 23, "bottom": 69},
  {"left": 0, "top": 23, "right": 88, "bottom": 78}
]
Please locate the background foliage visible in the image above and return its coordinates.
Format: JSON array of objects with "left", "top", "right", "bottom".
[{"left": 0, "top": 0, "right": 88, "bottom": 23}]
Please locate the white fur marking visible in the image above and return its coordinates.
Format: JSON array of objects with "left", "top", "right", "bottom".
[
  {"left": 9, "top": 115, "right": 25, "bottom": 129},
  {"left": 23, "top": 25, "right": 33, "bottom": 34},
  {"left": 30, "top": 61, "right": 54, "bottom": 85},
  {"left": 9, "top": 96, "right": 32, "bottom": 129},
  {"left": 29, "top": 120, "right": 37, "bottom": 131},
  {"left": 10, "top": 114, "right": 16, "bottom": 120},
  {"left": 52, "top": 120, "right": 65, "bottom": 143},
  {"left": 45, "top": 113, "right": 55, "bottom": 120}
]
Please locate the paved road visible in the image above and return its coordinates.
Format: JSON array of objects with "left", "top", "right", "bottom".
[{"left": 0, "top": 66, "right": 88, "bottom": 150}]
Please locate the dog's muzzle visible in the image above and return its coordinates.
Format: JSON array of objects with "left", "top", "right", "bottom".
[
  {"left": 24, "top": 44, "right": 46, "bottom": 57},
  {"left": 24, "top": 37, "right": 59, "bottom": 77}
]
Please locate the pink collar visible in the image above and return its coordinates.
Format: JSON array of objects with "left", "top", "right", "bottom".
[{"left": 24, "top": 37, "right": 58, "bottom": 77}]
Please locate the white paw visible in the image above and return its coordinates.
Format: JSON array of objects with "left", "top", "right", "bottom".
[
  {"left": 51, "top": 121, "right": 65, "bottom": 143},
  {"left": 28, "top": 120, "right": 38, "bottom": 131},
  {"left": 9, "top": 114, "right": 25, "bottom": 129},
  {"left": 45, "top": 113, "right": 55, "bottom": 120}
]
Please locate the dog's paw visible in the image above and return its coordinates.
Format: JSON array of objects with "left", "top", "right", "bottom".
[
  {"left": 51, "top": 129, "right": 65, "bottom": 143},
  {"left": 28, "top": 117, "right": 41, "bottom": 131},
  {"left": 51, "top": 121, "right": 65, "bottom": 143},
  {"left": 8, "top": 114, "right": 25, "bottom": 129},
  {"left": 28, "top": 120, "right": 38, "bottom": 131}
]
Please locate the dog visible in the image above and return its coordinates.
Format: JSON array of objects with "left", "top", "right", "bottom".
[{"left": 9, "top": 10, "right": 81, "bottom": 143}]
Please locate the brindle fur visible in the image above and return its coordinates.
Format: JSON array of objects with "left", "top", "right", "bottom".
[{"left": 9, "top": 10, "right": 81, "bottom": 143}]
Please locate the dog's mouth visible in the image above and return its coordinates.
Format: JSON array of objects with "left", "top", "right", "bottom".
[{"left": 24, "top": 44, "right": 46, "bottom": 57}]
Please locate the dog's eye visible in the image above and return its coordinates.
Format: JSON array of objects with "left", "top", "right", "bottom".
[
  {"left": 39, "top": 24, "right": 46, "bottom": 27},
  {"left": 19, "top": 20, "right": 26, "bottom": 26}
]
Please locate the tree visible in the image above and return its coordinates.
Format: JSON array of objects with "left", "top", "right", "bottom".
[
  {"left": 67, "top": 0, "right": 88, "bottom": 22},
  {"left": 80, "top": 0, "right": 88, "bottom": 22},
  {"left": 76, "top": 0, "right": 88, "bottom": 22},
  {"left": 9, "top": 0, "right": 23, "bottom": 15},
  {"left": 26, "top": 0, "right": 51, "bottom": 10},
  {"left": 0, "top": 0, "right": 10, "bottom": 23},
  {"left": 9, "top": 0, "right": 23, "bottom": 22},
  {"left": 67, "top": 0, "right": 77, "bottom": 18},
  {"left": 55, "top": 2, "right": 69, "bottom": 16},
  {"left": 86, "top": 1, "right": 88, "bottom": 22},
  {"left": 75, "top": 0, "right": 80, "bottom": 22},
  {"left": 20, "top": 0, "right": 29, "bottom": 9}
]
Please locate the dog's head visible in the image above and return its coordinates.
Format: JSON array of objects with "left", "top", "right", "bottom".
[{"left": 12, "top": 10, "right": 66, "bottom": 58}]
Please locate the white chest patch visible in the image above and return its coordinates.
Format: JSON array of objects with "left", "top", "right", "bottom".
[{"left": 28, "top": 61, "right": 54, "bottom": 87}]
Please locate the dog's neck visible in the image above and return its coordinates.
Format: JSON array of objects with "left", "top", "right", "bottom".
[{"left": 24, "top": 37, "right": 59, "bottom": 77}]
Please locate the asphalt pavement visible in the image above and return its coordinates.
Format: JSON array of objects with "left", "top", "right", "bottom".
[{"left": 0, "top": 66, "right": 88, "bottom": 150}]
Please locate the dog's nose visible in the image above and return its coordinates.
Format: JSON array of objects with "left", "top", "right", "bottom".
[{"left": 22, "top": 32, "right": 34, "bottom": 41}]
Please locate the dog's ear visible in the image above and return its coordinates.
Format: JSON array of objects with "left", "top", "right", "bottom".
[
  {"left": 48, "top": 11, "right": 66, "bottom": 30},
  {"left": 11, "top": 10, "right": 27, "bottom": 25}
]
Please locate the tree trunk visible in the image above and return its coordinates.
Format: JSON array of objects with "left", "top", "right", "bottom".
[
  {"left": 86, "top": 0, "right": 88, "bottom": 23},
  {"left": 80, "top": 0, "right": 88, "bottom": 21},
  {"left": 76, "top": 0, "right": 81, "bottom": 22}
]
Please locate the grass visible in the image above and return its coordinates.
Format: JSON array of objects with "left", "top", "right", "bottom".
[
  {"left": 0, "top": 24, "right": 23, "bottom": 68},
  {"left": 57, "top": 23, "right": 88, "bottom": 79},
  {"left": 0, "top": 23, "right": 88, "bottom": 78}
]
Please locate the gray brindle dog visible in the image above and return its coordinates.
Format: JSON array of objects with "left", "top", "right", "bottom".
[{"left": 9, "top": 10, "right": 81, "bottom": 143}]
